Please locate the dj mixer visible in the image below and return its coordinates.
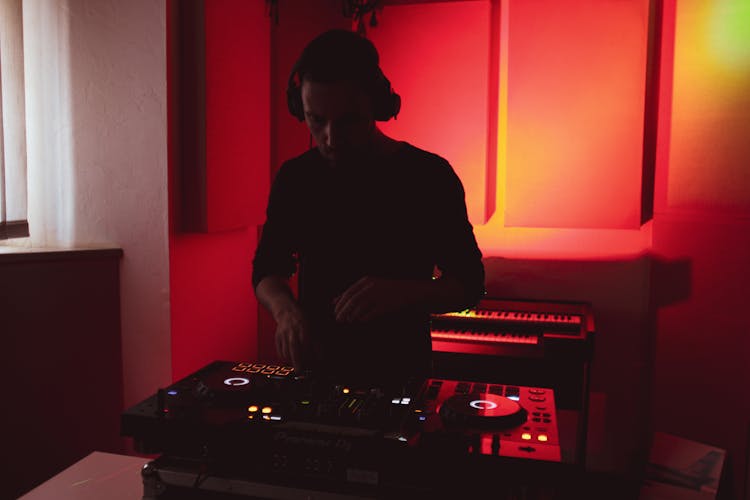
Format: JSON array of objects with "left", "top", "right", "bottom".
[{"left": 122, "top": 361, "right": 569, "bottom": 498}]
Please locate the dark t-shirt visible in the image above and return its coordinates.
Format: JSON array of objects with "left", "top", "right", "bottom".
[{"left": 252, "top": 142, "right": 484, "bottom": 383}]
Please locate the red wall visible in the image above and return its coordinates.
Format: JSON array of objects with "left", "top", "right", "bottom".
[{"left": 167, "top": 0, "right": 269, "bottom": 380}]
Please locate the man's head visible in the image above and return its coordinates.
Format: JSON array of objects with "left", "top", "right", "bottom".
[{"left": 287, "top": 30, "right": 400, "bottom": 165}]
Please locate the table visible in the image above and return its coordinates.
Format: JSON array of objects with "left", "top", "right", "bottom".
[{"left": 20, "top": 452, "right": 148, "bottom": 500}]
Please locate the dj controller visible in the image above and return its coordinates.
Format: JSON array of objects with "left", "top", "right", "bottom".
[{"left": 122, "top": 361, "right": 570, "bottom": 498}]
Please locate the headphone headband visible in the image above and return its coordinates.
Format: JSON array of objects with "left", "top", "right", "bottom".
[{"left": 286, "top": 39, "right": 401, "bottom": 122}]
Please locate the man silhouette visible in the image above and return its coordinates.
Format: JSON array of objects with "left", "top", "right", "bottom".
[{"left": 253, "top": 29, "right": 484, "bottom": 383}]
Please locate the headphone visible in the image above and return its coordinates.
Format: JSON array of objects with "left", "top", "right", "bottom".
[{"left": 286, "top": 55, "right": 401, "bottom": 122}]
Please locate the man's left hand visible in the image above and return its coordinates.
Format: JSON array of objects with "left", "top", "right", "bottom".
[{"left": 333, "top": 276, "right": 412, "bottom": 323}]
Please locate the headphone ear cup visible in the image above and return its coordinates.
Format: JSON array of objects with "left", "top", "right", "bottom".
[
  {"left": 372, "top": 74, "right": 401, "bottom": 121},
  {"left": 286, "top": 85, "right": 304, "bottom": 122},
  {"left": 389, "top": 92, "right": 401, "bottom": 120}
]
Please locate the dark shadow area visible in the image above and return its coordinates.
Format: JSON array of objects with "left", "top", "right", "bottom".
[{"left": 1, "top": 250, "right": 124, "bottom": 499}]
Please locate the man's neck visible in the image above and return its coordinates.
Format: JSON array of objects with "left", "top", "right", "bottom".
[{"left": 370, "top": 128, "right": 402, "bottom": 156}]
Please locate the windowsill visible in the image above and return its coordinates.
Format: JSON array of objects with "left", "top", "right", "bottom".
[{"left": 0, "top": 244, "right": 123, "bottom": 263}]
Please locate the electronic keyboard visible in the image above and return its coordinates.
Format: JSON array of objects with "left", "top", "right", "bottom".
[{"left": 430, "top": 298, "right": 595, "bottom": 361}]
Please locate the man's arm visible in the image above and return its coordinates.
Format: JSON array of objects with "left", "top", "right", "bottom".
[
  {"left": 333, "top": 158, "right": 484, "bottom": 324},
  {"left": 255, "top": 276, "right": 309, "bottom": 369},
  {"left": 332, "top": 274, "right": 473, "bottom": 323},
  {"left": 252, "top": 162, "right": 311, "bottom": 369}
]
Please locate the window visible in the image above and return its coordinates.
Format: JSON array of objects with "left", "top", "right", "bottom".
[{"left": 0, "top": 0, "right": 29, "bottom": 240}]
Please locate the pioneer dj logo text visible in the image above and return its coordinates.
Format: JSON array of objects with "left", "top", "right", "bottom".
[{"left": 273, "top": 432, "right": 353, "bottom": 453}]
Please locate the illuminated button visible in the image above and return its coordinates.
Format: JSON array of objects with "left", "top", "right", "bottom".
[
  {"left": 261, "top": 406, "right": 272, "bottom": 414},
  {"left": 167, "top": 390, "right": 178, "bottom": 396},
  {"left": 248, "top": 405, "right": 259, "bottom": 413},
  {"left": 342, "top": 388, "right": 350, "bottom": 394},
  {"left": 223, "top": 377, "right": 250, "bottom": 386},
  {"left": 521, "top": 433, "right": 532, "bottom": 440},
  {"left": 270, "top": 415, "right": 282, "bottom": 421},
  {"left": 262, "top": 415, "right": 270, "bottom": 420},
  {"left": 300, "top": 400, "right": 311, "bottom": 405},
  {"left": 537, "top": 434, "right": 548, "bottom": 442}
]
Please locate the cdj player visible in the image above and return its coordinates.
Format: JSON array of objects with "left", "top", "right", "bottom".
[{"left": 122, "top": 361, "right": 571, "bottom": 498}]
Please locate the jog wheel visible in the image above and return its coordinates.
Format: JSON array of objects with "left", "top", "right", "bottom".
[{"left": 439, "top": 393, "right": 527, "bottom": 429}]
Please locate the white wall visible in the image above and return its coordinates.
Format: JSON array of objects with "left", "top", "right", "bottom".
[{"left": 22, "top": 0, "right": 170, "bottom": 406}]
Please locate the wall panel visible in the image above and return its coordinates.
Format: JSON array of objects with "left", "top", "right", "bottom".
[{"left": 505, "top": 0, "right": 649, "bottom": 229}]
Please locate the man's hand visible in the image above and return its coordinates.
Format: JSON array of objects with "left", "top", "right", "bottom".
[
  {"left": 333, "top": 276, "right": 412, "bottom": 323},
  {"left": 274, "top": 304, "right": 310, "bottom": 370}
]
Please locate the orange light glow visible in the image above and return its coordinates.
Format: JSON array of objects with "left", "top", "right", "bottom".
[
  {"left": 369, "top": 0, "right": 657, "bottom": 259},
  {"left": 537, "top": 434, "right": 548, "bottom": 442},
  {"left": 666, "top": 0, "right": 750, "bottom": 213},
  {"left": 261, "top": 406, "right": 272, "bottom": 414},
  {"left": 521, "top": 433, "right": 532, "bottom": 440},
  {"left": 248, "top": 405, "right": 258, "bottom": 413}
]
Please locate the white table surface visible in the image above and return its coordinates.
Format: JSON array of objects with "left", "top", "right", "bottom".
[{"left": 20, "top": 451, "right": 148, "bottom": 500}]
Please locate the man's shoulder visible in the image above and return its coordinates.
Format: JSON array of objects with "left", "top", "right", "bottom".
[
  {"left": 398, "top": 142, "right": 450, "bottom": 168},
  {"left": 281, "top": 148, "right": 320, "bottom": 170},
  {"left": 275, "top": 148, "right": 322, "bottom": 183},
  {"left": 396, "top": 142, "right": 458, "bottom": 185}
]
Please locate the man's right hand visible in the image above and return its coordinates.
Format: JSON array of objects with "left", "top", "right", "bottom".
[
  {"left": 254, "top": 276, "right": 310, "bottom": 371},
  {"left": 274, "top": 304, "right": 309, "bottom": 370}
]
